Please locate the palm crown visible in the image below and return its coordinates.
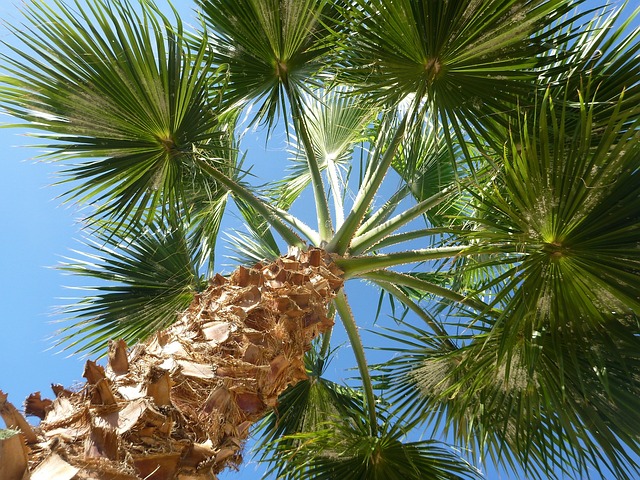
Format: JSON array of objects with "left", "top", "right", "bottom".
[{"left": 0, "top": 0, "right": 639, "bottom": 479}]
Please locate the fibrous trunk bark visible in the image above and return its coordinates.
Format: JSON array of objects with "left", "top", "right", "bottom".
[{"left": 0, "top": 248, "right": 342, "bottom": 479}]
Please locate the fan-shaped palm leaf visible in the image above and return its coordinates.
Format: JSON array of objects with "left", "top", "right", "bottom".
[
  {"left": 0, "top": 0, "right": 227, "bottom": 226},
  {"left": 198, "top": 0, "right": 343, "bottom": 239},
  {"left": 272, "top": 407, "right": 481, "bottom": 480},
  {"left": 271, "top": 88, "right": 377, "bottom": 216},
  {"left": 469, "top": 89, "right": 639, "bottom": 343},
  {"left": 544, "top": 3, "right": 640, "bottom": 128},
  {"left": 256, "top": 342, "right": 366, "bottom": 479},
  {"left": 376, "top": 316, "right": 640, "bottom": 479},
  {"left": 391, "top": 121, "right": 458, "bottom": 218},
  {"left": 57, "top": 221, "right": 204, "bottom": 355},
  {"left": 374, "top": 87, "right": 640, "bottom": 478},
  {"left": 340, "top": 0, "right": 583, "bottom": 150},
  {"left": 198, "top": 0, "right": 339, "bottom": 128}
]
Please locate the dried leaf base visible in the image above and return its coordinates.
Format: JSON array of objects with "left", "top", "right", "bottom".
[{"left": 0, "top": 248, "right": 343, "bottom": 480}]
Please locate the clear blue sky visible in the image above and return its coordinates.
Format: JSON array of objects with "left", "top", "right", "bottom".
[{"left": 0, "top": 1, "right": 635, "bottom": 479}]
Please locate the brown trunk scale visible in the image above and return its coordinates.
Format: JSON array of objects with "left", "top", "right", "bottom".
[{"left": 0, "top": 247, "right": 343, "bottom": 479}]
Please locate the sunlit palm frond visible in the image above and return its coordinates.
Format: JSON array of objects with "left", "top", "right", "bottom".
[
  {"left": 185, "top": 177, "right": 229, "bottom": 275},
  {"left": 382, "top": 85, "right": 640, "bottom": 478},
  {"left": 369, "top": 81, "right": 640, "bottom": 478},
  {"left": 375, "top": 318, "right": 640, "bottom": 479},
  {"left": 225, "top": 166, "right": 283, "bottom": 267},
  {"left": 271, "top": 88, "right": 376, "bottom": 211},
  {"left": 184, "top": 175, "right": 229, "bottom": 275},
  {"left": 184, "top": 111, "right": 244, "bottom": 275},
  {"left": 225, "top": 228, "right": 280, "bottom": 267},
  {"left": 372, "top": 323, "right": 456, "bottom": 423},
  {"left": 57, "top": 222, "right": 204, "bottom": 356},
  {"left": 543, "top": 3, "right": 640, "bottom": 128},
  {"left": 198, "top": 0, "right": 339, "bottom": 129},
  {"left": 466, "top": 88, "right": 640, "bottom": 344},
  {"left": 390, "top": 120, "right": 463, "bottom": 227},
  {"left": 2, "top": 1, "right": 639, "bottom": 478},
  {"left": 0, "top": 0, "right": 226, "bottom": 226}
]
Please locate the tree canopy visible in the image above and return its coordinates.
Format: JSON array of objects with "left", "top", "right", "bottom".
[{"left": 0, "top": 0, "right": 639, "bottom": 479}]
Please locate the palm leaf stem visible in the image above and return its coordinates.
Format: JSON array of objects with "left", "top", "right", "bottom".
[
  {"left": 355, "top": 183, "right": 412, "bottom": 236},
  {"left": 349, "top": 183, "right": 459, "bottom": 255},
  {"left": 195, "top": 158, "right": 304, "bottom": 247},
  {"left": 372, "top": 281, "right": 457, "bottom": 351},
  {"left": 267, "top": 204, "right": 321, "bottom": 246},
  {"left": 363, "top": 227, "right": 456, "bottom": 251},
  {"left": 337, "top": 245, "right": 469, "bottom": 278},
  {"left": 326, "top": 156, "right": 346, "bottom": 228},
  {"left": 363, "top": 270, "right": 495, "bottom": 317},
  {"left": 334, "top": 290, "right": 378, "bottom": 434},
  {"left": 286, "top": 87, "right": 334, "bottom": 241},
  {"left": 326, "top": 112, "right": 410, "bottom": 255}
]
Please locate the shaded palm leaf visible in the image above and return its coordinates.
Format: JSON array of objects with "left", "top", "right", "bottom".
[
  {"left": 256, "top": 342, "right": 365, "bottom": 479},
  {"left": 57, "top": 222, "right": 204, "bottom": 355},
  {"left": 0, "top": 0, "right": 226, "bottom": 225},
  {"left": 543, "top": 3, "right": 640, "bottom": 128},
  {"left": 273, "top": 407, "right": 481, "bottom": 480},
  {"left": 373, "top": 86, "right": 640, "bottom": 478},
  {"left": 467, "top": 89, "right": 639, "bottom": 343},
  {"left": 375, "top": 317, "right": 640, "bottom": 479},
  {"left": 390, "top": 119, "right": 462, "bottom": 227}
]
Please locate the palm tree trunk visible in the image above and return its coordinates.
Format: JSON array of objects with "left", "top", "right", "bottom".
[{"left": 0, "top": 248, "right": 343, "bottom": 480}]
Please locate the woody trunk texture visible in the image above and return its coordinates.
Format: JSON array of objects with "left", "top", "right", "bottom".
[{"left": 0, "top": 248, "right": 342, "bottom": 479}]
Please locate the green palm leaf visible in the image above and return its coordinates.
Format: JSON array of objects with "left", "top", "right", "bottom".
[
  {"left": 0, "top": 0, "right": 226, "bottom": 225},
  {"left": 271, "top": 88, "right": 376, "bottom": 214},
  {"left": 273, "top": 408, "right": 481, "bottom": 480},
  {"left": 225, "top": 228, "right": 280, "bottom": 267},
  {"left": 340, "top": 0, "right": 583, "bottom": 150},
  {"left": 57, "top": 221, "right": 204, "bottom": 355},
  {"left": 376, "top": 319, "right": 640, "bottom": 479},
  {"left": 389, "top": 120, "right": 462, "bottom": 227},
  {"left": 198, "top": 0, "right": 339, "bottom": 128},
  {"left": 256, "top": 342, "right": 366, "bottom": 479},
  {"left": 1, "top": 1, "right": 639, "bottom": 478},
  {"left": 544, "top": 4, "right": 640, "bottom": 128},
  {"left": 375, "top": 87, "right": 640, "bottom": 478},
  {"left": 469, "top": 89, "right": 639, "bottom": 341},
  {"left": 183, "top": 111, "right": 244, "bottom": 275}
]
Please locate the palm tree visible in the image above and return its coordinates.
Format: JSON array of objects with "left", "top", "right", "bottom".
[{"left": 0, "top": 0, "right": 638, "bottom": 478}]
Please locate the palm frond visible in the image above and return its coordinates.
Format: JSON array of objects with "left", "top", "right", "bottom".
[
  {"left": 270, "top": 88, "right": 376, "bottom": 213},
  {"left": 391, "top": 121, "right": 459, "bottom": 223},
  {"left": 272, "top": 407, "right": 481, "bottom": 480},
  {"left": 198, "top": 0, "right": 339, "bottom": 129},
  {"left": 375, "top": 318, "right": 640, "bottom": 479},
  {"left": 224, "top": 228, "right": 280, "bottom": 268},
  {"left": 339, "top": 0, "right": 584, "bottom": 150},
  {"left": 185, "top": 112, "right": 244, "bottom": 275},
  {"left": 467, "top": 88, "right": 640, "bottom": 343},
  {"left": 0, "top": 0, "right": 227, "bottom": 226},
  {"left": 56, "top": 222, "right": 203, "bottom": 355},
  {"left": 543, "top": 3, "right": 640, "bottom": 128},
  {"left": 372, "top": 85, "right": 640, "bottom": 478},
  {"left": 255, "top": 342, "right": 365, "bottom": 479}
]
